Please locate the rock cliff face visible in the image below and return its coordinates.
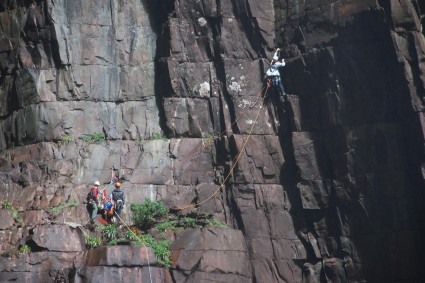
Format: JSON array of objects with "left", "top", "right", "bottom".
[{"left": 0, "top": 0, "right": 424, "bottom": 282}]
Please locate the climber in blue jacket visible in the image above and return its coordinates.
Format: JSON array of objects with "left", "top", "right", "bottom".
[{"left": 266, "top": 48, "right": 287, "bottom": 102}]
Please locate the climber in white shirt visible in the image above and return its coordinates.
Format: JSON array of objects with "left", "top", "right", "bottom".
[{"left": 266, "top": 48, "right": 287, "bottom": 102}]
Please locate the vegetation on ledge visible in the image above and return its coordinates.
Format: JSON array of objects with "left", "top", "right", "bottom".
[{"left": 83, "top": 199, "right": 227, "bottom": 268}]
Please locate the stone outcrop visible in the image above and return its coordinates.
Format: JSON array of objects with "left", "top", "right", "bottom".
[
  {"left": 0, "top": 251, "right": 77, "bottom": 282},
  {"left": 74, "top": 246, "right": 164, "bottom": 282},
  {"left": 31, "top": 224, "right": 85, "bottom": 252},
  {"left": 0, "top": 0, "right": 424, "bottom": 282},
  {"left": 170, "top": 228, "right": 251, "bottom": 282}
]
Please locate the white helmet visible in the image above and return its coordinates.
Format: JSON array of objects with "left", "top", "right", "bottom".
[{"left": 94, "top": 181, "right": 100, "bottom": 186}]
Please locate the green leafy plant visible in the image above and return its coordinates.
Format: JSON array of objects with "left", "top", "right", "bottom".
[
  {"left": 154, "top": 215, "right": 223, "bottom": 231},
  {"left": 149, "top": 132, "right": 166, "bottom": 140},
  {"left": 181, "top": 217, "right": 197, "bottom": 228},
  {"left": 84, "top": 235, "right": 101, "bottom": 249},
  {"left": 202, "top": 134, "right": 215, "bottom": 144},
  {"left": 91, "top": 132, "right": 106, "bottom": 141},
  {"left": 18, "top": 245, "right": 31, "bottom": 253},
  {"left": 1, "top": 201, "right": 11, "bottom": 209},
  {"left": 10, "top": 208, "right": 23, "bottom": 226},
  {"left": 49, "top": 205, "right": 64, "bottom": 214},
  {"left": 80, "top": 132, "right": 106, "bottom": 142},
  {"left": 60, "top": 135, "right": 73, "bottom": 143},
  {"left": 124, "top": 230, "right": 139, "bottom": 241},
  {"left": 131, "top": 199, "right": 168, "bottom": 229},
  {"left": 80, "top": 135, "right": 93, "bottom": 142},
  {"left": 152, "top": 239, "right": 172, "bottom": 267},
  {"left": 133, "top": 234, "right": 172, "bottom": 268},
  {"left": 209, "top": 218, "right": 227, "bottom": 228},
  {"left": 107, "top": 237, "right": 127, "bottom": 246},
  {"left": 154, "top": 220, "right": 179, "bottom": 231},
  {"left": 101, "top": 224, "right": 117, "bottom": 240},
  {"left": 49, "top": 201, "right": 79, "bottom": 214},
  {"left": 129, "top": 234, "right": 147, "bottom": 246}
]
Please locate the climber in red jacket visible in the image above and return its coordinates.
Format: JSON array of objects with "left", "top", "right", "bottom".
[{"left": 86, "top": 181, "right": 100, "bottom": 223}]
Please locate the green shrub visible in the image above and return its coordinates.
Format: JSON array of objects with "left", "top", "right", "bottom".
[
  {"left": 133, "top": 234, "right": 172, "bottom": 268},
  {"left": 85, "top": 235, "right": 101, "bottom": 249},
  {"left": 80, "top": 132, "right": 106, "bottom": 142},
  {"left": 60, "top": 135, "right": 73, "bottom": 142},
  {"left": 80, "top": 135, "right": 92, "bottom": 142},
  {"left": 154, "top": 220, "right": 179, "bottom": 231},
  {"left": 49, "top": 206, "right": 63, "bottom": 214},
  {"left": 1, "top": 201, "right": 11, "bottom": 209},
  {"left": 181, "top": 217, "right": 197, "bottom": 228},
  {"left": 202, "top": 135, "right": 215, "bottom": 144},
  {"left": 49, "top": 201, "right": 79, "bottom": 214},
  {"left": 18, "top": 245, "right": 31, "bottom": 253},
  {"left": 149, "top": 133, "right": 166, "bottom": 140},
  {"left": 124, "top": 230, "right": 139, "bottom": 241},
  {"left": 10, "top": 208, "right": 23, "bottom": 226},
  {"left": 152, "top": 239, "right": 172, "bottom": 267},
  {"left": 101, "top": 224, "right": 117, "bottom": 240},
  {"left": 154, "top": 215, "right": 223, "bottom": 231},
  {"left": 107, "top": 237, "right": 126, "bottom": 246},
  {"left": 209, "top": 218, "right": 227, "bottom": 228},
  {"left": 91, "top": 132, "right": 106, "bottom": 141},
  {"left": 131, "top": 199, "right": 168, "bottom": 229}
]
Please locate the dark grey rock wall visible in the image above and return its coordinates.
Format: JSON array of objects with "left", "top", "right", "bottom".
[{"left": 0, "top": 0, "right": 424, "bottom": 282}]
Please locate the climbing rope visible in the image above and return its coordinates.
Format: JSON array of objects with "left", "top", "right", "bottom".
[
  {"left": 78, "top": 214, "right": 153, "bottom": 283},
  {"left": 249, "top": 82, "right": 269, "bottom": 108},
  {"left": 114, "top": 212, "right": 153, "bottom": 283},
  {"left": 178, "top": 84, "right": 268, "bottom": 166},
  {"left": 216, "top": 85, "right": 268, "bottom": 136},
  {"left": 77, "top": 84, "right": 270, "bottom": 283},
  {"left": 176, "top": 84, "right": 270, "bottom": 210}
]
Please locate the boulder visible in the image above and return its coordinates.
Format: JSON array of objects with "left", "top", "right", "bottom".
[
  {"left": 74, "top": 246, "right": 164, "bottom": 283},
  {"left": 170, "top": 228, "right": 251, "bottom": 280},
  {"left": 32, "top": 224, "right": 85, "bottom": 252}
]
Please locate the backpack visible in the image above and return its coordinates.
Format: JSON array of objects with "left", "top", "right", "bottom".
[
  {"left": 87, "top": 190, "right": 94, "bottom": 202},
  {"left": 87, "top": 186, "right": 98, "bottom": 202},
  {"left": 104, "top": 201, "right": 114, "bottom": 216},
  {"left": 112, "top": 189, "right": 124, "bottom": 202}
]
